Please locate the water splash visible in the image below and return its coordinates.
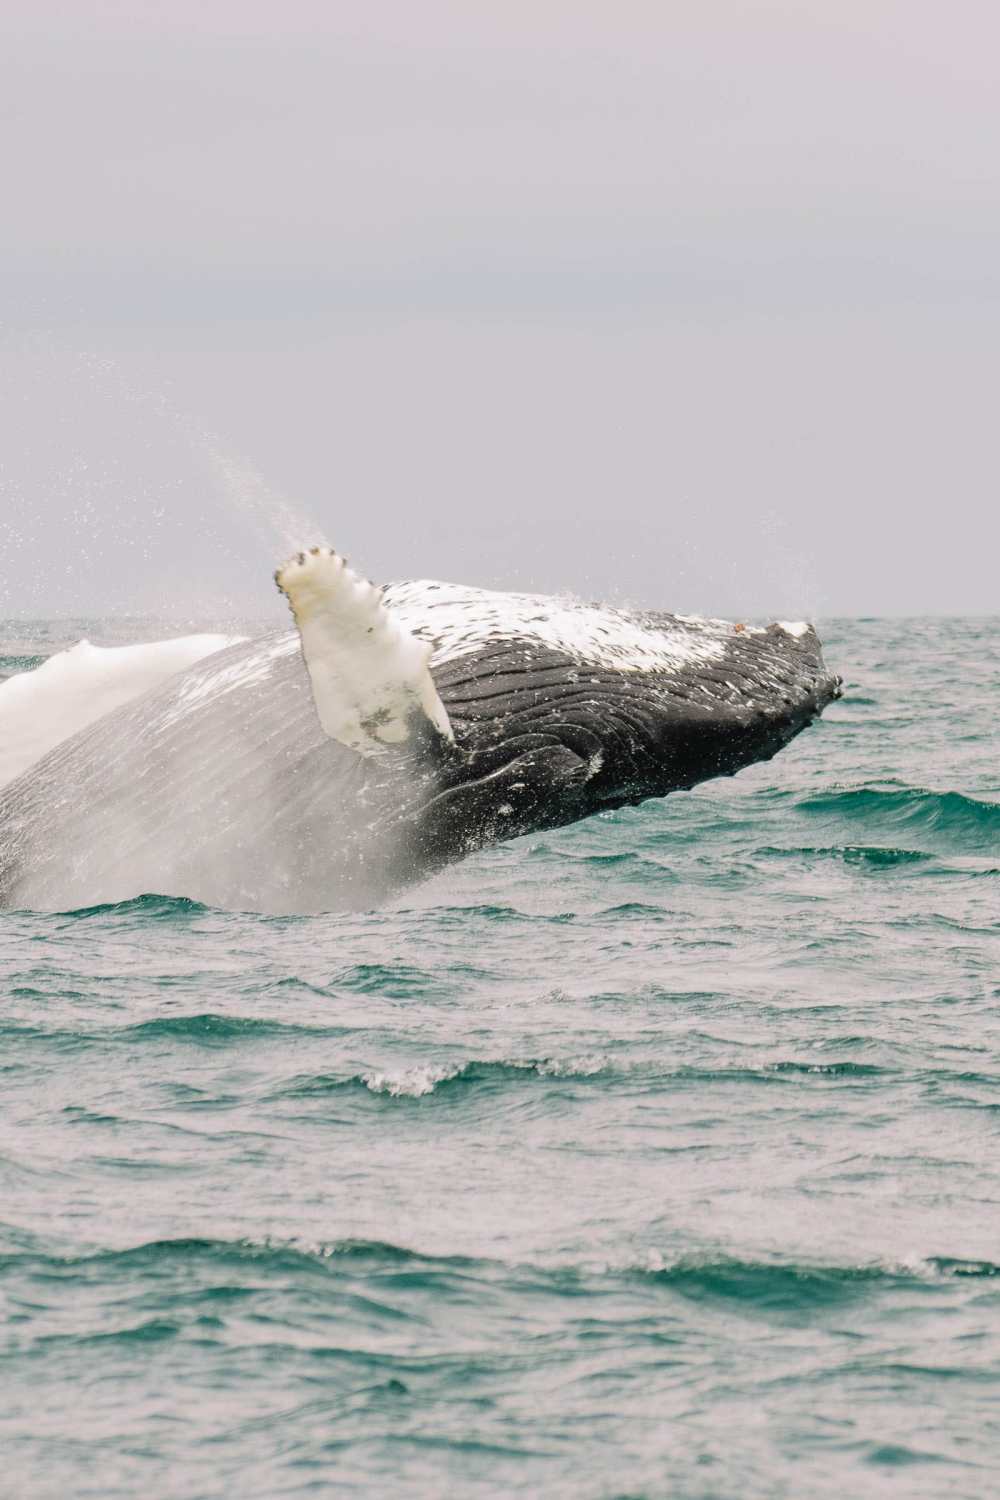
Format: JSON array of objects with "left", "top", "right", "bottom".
[{"left": 76, "top": 350, "right": 327, "bottom": 555}]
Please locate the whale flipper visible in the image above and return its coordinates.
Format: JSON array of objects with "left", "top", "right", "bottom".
[{"left": 275, "top": 547, "right": 454, "bottom": 757}]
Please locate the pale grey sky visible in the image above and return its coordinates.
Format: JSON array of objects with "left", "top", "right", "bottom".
[{"left": 2, "top": 1, "right": 998, "bottom": 618}]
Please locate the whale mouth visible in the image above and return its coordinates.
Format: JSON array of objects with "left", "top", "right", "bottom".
[{"left": 412, "top": 735, "right": 594, "bottom": 859}]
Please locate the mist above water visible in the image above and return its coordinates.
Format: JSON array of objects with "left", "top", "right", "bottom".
[{"left": 0, "top": 345, "right": 326, "bottom": 621}]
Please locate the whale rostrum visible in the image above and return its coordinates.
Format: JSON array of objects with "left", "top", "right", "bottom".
[{"left": 0, "top": 548, "right": 840, "bottom": 912}]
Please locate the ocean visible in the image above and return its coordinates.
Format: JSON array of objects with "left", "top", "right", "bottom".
[{"left": 1, "top": 616, "right": 998, "bottom": 1498}]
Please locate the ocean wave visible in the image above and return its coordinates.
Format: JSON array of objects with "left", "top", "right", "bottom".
[
  {"left": 120, "top": 1012, "right": 344, "bottom": 1046},
  {"left": 333, "top": 963, "right": 440, "bottom": 998},
  {"left": 794, "top": 785, "right": 1000, "bottom": 852},
  {"left": 53, "top": 893, "right": 215, "bottom": 921},
  {"left": 765, "top": 1059, "right": 886, "bottom": 1077},
  {"left": 365, "top": 1054, "right": 611, "bottom": 1096},
  {"left": 0, "top": 1012, "right": 349, "bottom": 1053},
  {"left": 755, "top": 844, "right": 933, "bottom": 868},
  {"left": 414, "top": 902, "right": 578, "bottom": 925},
  {"left": 270, "top": 1055, "right": 889, "bottom": 1103},
  {"left": 6, "top": 1236, "right": 999, "bottom": 1305},
  {"left": 633, "top": 1251, "right": 1000, "bottom": 1307},
  {"left": 361, "top": 1062, "right": 462, "bottom": 1097},
  {"left": 276, "top": 1055, "right": 615, "bottom": 1101},
  {"left": 0, "top": 1235, "right": 465, "bottom": 1284},
  {"left": 597, "top": 901, "right": 671, "bottom": 918}
]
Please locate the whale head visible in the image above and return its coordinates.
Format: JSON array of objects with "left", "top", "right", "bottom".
[{"left": 367, "top": 579, "right": 842, "bottom": 873}]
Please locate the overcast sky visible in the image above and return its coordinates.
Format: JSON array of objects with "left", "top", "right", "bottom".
[{"left": 2, "top": 1, "right": 998, "bottom": 619}]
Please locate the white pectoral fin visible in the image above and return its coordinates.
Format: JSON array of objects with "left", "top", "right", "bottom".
[{"left": 275, "top": 547, "right": 455, "bottom": 758}]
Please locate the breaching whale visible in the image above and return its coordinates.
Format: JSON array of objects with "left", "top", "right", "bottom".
[{"left": 0, "top": 549, "right": 839, "bottom": 912}]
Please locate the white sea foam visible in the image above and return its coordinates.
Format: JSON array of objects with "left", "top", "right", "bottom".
[
  {"left": 362, "top": 1064, "right": 461, "bottom": 1098},
  {"left": 361, "top": 1054, "right": 611, "bottom": 1098},
  {"left": 533, "top": 1053, "right": 610, "bottom": 1077}
]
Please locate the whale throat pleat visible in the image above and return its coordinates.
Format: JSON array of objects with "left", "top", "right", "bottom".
[{"left": 275, "top": 548, "right": 454, "bottom": 756}]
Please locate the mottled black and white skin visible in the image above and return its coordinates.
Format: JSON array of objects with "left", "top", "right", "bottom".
[{"left": 0, "top": 550, "right": 839, "bottom": 913}]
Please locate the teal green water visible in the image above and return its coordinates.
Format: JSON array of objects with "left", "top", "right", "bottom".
[{"left": 2, "top": 618, "right": 999, "bottom": 1498}]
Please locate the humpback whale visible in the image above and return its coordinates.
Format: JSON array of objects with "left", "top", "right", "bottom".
[{"left": 0, "top": 549, "right": 839, "bottom": 912}]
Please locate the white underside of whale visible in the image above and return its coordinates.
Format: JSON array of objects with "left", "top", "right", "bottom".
[{"left": 0, "top": 634, "right": 244, "bottom": 790}]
